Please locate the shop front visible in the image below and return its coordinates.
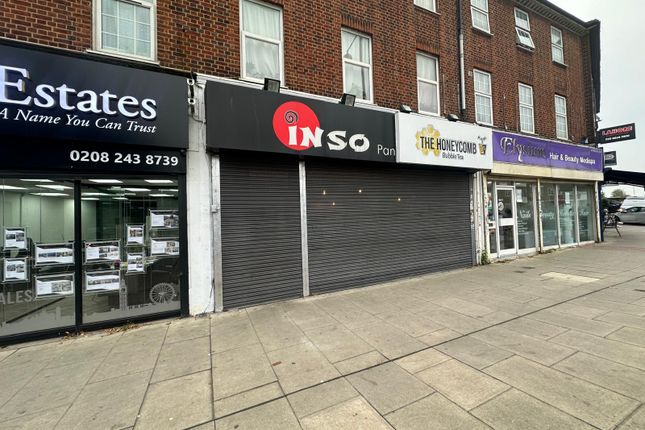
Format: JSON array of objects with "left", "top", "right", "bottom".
[
  {"left": 0, "top": 42, "right": 189, "bottom": 343},
  {"left": 485, "top": 131, "right": 603, "bottom": 259}
]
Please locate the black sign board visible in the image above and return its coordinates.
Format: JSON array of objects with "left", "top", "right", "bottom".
[
  {"left": 206, "top": 81, "right": 396, "bottom": 162},
  {"left": 0, "top": 42, "right": 188, "bottom": 149},
  {"left": 597, "top": 123, "right": 636, "bottom": 144},
  {"left": 604, "top": 150, "right": 617, "bottom": 167}
]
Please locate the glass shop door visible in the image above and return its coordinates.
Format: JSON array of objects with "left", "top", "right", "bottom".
[{"left": 496, "top": 187, "right": 517, "bottom": 256}]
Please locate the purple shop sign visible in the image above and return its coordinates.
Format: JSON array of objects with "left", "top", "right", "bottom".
[{"left": 493, "top": 131, "right": 603, "bottom": 172}]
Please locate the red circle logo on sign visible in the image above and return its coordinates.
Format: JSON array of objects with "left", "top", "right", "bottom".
[{"left": 272, "top": 101, "right": 320, "bottom": 151}]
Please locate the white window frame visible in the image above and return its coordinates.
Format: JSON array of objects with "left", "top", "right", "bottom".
[
  {"left": 240, "top": 0, "right": 284, "bottom": 85},
  {"left": 471, "top": 0, "right": 490, "bottom": 33},
  {"left": 93, "top": 0, "right": 157, "bottom": 62},
  {"left": 514, "top": 8, "right": 535, "bottom": 50},
  {"left": 417, "top": 53, "right": 440, "bottom": 116},
  {"left": 414, "top": 0, "right": 437, "bottom": 13},
  {"left": 551, "top": 26, "right": 565, "bottom": 64},
  {"left": 341, "top": 28, "right": 374, "bottom": 103},
  {"left": 518, "top": 83, "right": 535, "bottom": 134},
  {"left": 555, "top": 95, "right": 569, "bottom": 140},
  {"left": 473, "top": 69, "right": 493, "bottom": 126}
]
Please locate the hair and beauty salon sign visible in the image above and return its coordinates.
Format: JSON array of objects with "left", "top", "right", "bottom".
[
  {"left": 493, "top": 131, "right": 603, "bottom": 172},
  {"left": 396, "top": 113, "right": 493, "bottom": 169},
  {"left": 0, "top": 42, "right": 188, "bottom": 149},
  {"left": 205, "top": 81, "right": 396, "bottom": 162}
]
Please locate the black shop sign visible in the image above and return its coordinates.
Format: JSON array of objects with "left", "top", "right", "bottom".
[
  {"left": 205, "top": 81, "right": 396, "bottom": 162},
  {"left": 0, "top": 42, "right": 188, "bottom": 149},
  {"left": 597, "top": 123, "right": 636, "bottom": 144}
]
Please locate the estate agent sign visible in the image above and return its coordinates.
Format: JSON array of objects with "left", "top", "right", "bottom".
[
  {"left": 206, "top": 81, "right": 396, "bottom": 162},
  {"left": 493, "top": 131, "right": 603, "bottom": 172},
  {"left": 396, "top": 113, "right": 493, "bottom": 169}
]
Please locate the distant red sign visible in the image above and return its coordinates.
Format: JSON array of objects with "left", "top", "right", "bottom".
[{"left": 597, "top": 123, "right": 636, "bottom": 144}]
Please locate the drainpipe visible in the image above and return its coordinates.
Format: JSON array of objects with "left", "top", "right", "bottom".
[{"left": 457, "top": 0, "right": 467, "bottom": 115}]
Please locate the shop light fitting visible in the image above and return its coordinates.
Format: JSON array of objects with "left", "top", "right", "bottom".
[
  {"left": 358, "top": 189, "right": 363, "bottom": 193},
  {"left": 113, "top": 197, "right": 128, "bottom": 200},
  {"left": 399, "top": 104, "right": 413, "bottom": 114},
  {"left": 447, "top": 114, "right": 460, "bottom": 122},
  {"left": 0, "top": 185, "right": 27, "bottom": 190},
  {"left": 149, "top": 194, "right": 174, "bottom": 197},
  {"left": 123, "top": 188, "right": 151, "bottom": 192},
  {"left": 20, "top": 179, "right": 53, "bottom": 183},
  {"left": 340, "top": 93, "right": 356, "bottom": 107},
  {"left": 89, "top": 179, "right": 123, "bottom": 184},
  {"left": 82, "top": 192, "right": 110, "bottom": 196},
  {"left": 31, "top": 192, "right": 68, "bottom": 197},
  {"left": 144, "top": 179, "right": 174, "bottom": 184},
  {"left": 81, "top": 197, "right": 99, "bottom": 201},
  {"left": 36, "top": 184, "right": 73, "bottom": 191},
  {"left": 160, "top": 189, "right": 179, "bottom": 192},
  {"left": 263, "top": 78, "right": 281, "bottom": 93}
]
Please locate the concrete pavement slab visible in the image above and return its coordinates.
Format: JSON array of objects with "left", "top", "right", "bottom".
[
  {"left": 304, "top": 324, "right": 374, "bottom": 363},
  {"left": 477, "top": 310, "right": 517, "bottom": 325},
  {"left": 394, "top": 348, "right": 450, "bottom": 374},
  {"left": 212, "top": 343, "right": 276, "bottom": 400},
  {"left": 248, "top": 310, "right": 309, "bottom": 352},
  {"left": 281, "top": 301, "right": 336, "bottom": 331},
  {"left": 333, "top": 350, "right": 388, "bottom": 375},
  {"left": 210, "top": 313, "right": 260, "bottom": 354},
  {"left": 596, "top": 311, "right": 645, "bottom": 330},
  {"left": 151, "top": 335, "right": 211, "bottom": 383},
  {"left": 55, "top": 369, "right": 151, "bottom": 429},
  {"left": 436, "top": 336, "right": 513, "bottom": 369},
  {"left": 267, "top": 341, "right": 340, "bottom": 393},
  {"left": 89, "top": 334, "right": 164, "bottom": 383},
  {"left": 485, "top": 356, "right": 639, "bottom": 429},
  {"left": 314, "top": 296, "right": 382, "bottom": 328},
  {"left": 549, "top": 302, "right": 610, "bottom": 319},
  {"left": 0, "top": 348, "right": 15, "bottom": 362},
  {"left": 500, "top": 317, "right": 568, "bottom": 340},
  {"left": 550, "top": 330, "right": 645, "bottom": 370},
  {"left": 347, "top": 362, "right": 433, "bottom": 415},
  {"left": 471, "top": 389, "right": 595, "bottom": 430},
  {"left": 433, "top": 297, "right": 496, "bottom": 317},
  {"left": 618, "top": 405, "right": 645, "bottom": 430},
  {"left": 135, "top": 370, "right": 212, "bottom": 430},
  {"left": 300, "top": 397, "right": 393, "bottom": 430},
  {"left": 287, "top": 378, "right": 358, "bottom": 419},
  {"left": 0, "top": 361, "right": 48, "bottom": 408},
  {"left": 553, "top": 352, "right": 645, "bottom": 401},
  {"left": 385, "top": 393, "right": 491, "bottom": 430},
  {"left": 416, "top": 328, "right": 462, "bottom": 346},
  {"left": 216, "top": 398, "right": 301, "bottom": 430},
  {"left": 43, "top": 335, "right": 118, "bottom": 370},
  {"left": 527, "top": 308, "right": 620, "bottom": 336},
  {"left": 416, "top": 359, "right": 509, "bottom": 411},
  {"left": 164, "top": 317, "right": 210, "bottom": 344},
  {"left": 607, "top": 326, "right": 645, "bottom": 347},
  {"left": 352, "top": 322, "right": 427, "bottom": 359},
  {"left": 573, "top": 297, "right": 645, "bottom": 316},
  {"left": 0, "top": 406, "right": 67, "bottom": 430},
  {"left": 374, "top": 310, "right": 444, "bottom": 338},
  {"left": 424, "top": 308, "right": 490, "bottom": 334},
  {"left": 214, "top": 382, "right": 283, "bottom": 418}
]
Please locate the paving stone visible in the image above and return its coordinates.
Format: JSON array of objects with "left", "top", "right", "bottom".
[
  {"left": 313, "top": 297, "right": 381, "bottom": 328},
  {"left": 249, "top": 311, "right": 309, "bottom": 352},
  {"left": 394, "top": 348, "right": 450, "bottom": 374},
  {"left": 0, "top": 341, "right": 65, "bottom": 368},
  {"left": 287, "top": 378, "right": 358, "bottom": 418},
  {"left": 44, "top": 335, "right": 118, "bottom": 369},
  {"left": 375, "top": 310, "right": 444, "bottom": 337},
  {"left": 151, "top": 336, "right": 211, "bottom": 383},
  {"left": 596, "top": 311, "right": 645, "bottom": 330},
  {"left": 485, "top": 356, "right": 638, "bottom": 429},
  {"left": 618, "top": 405, "right": 645, "bottom": 430},
  {"left": 500, "top": 317, "right": 568, "bottom": 340},
  {"left": 477, "top": 310, "right": 517, "bottom": 325},
  {"left": 212, "top": 343, "right": 276, "bottom": 400},
  {"left": 385, "top": 393, "right": 490, "bottom": 430},
  {"left": 0, "top": 406, "right": 67, "bottom": 430},
  {"left": 416, "top": 359, "right": 508, "bottom": 410},
  {"left": 417, "top": 328, "right": 462, "bottom": 346},
  {"left": 136, "top": 370, "right": 212, "bottom": 430},
  {"left": 550, "top": 303, "right": 609, "bottom": 319},
  {"left": 554, "top": 352, "right": 645, "bottom": 401},
  {"left": 211, "top": 314, "right": 260, "bottom": 354},
  {"left": 90, "top": 332, "right": 165, "bottom": 383},
  {"left": 214, "top": 382, "right": 283, "bottom": 418},
  {"left": 347, "top": 363, "right": 432, "bottom": 414},
  {"left": 607, "top": 326, "right": 645, "bottom": 347},
  {"left": 189, "top": 421, "right": 215, "bottom": 430},
  {"left": 304, "top": 324, "right": 374, "bottom": 363},
  {"left": 472, "top": 326, "right": 575, "bottom": 366},
  {"left": 56, "top": 370, "right": 151, "bottom": 429},
  {"left": 436, "top": 336, "right": 513, "bottom": 369},
  {"left": 573, "top": 297, "right": 645, "bottom": 317},
  {"left": 333, "top": 350, "right": 388, "bottom": 375},
  {"left": 0, "top": 361, "right": 48, "bottom": 407},
  {"left": 0, "top": 348, "right": 16, "bottom": 362},
  {"left": 267, "top": 341, "right": 340, "bottom": 393},
  {"left": 550, "top": 330, "right": 645, "bottom": 370},
  {"left": 352, "top": 322, "right": 426, "bottom": 359},
  {"left": 164, "top": 317, "right": 210, "bottom": 344},
  {"left": 471, "top": 389, "right": 594, "bottom": 430},
  {"left": 300, "top": 397, "right": 393, "bottom": 430},
  {"left": 424, "top": 308, "right": 490, "bottom": 334},
  {"left": 216, "top": 398, "right": 301, "bottom": 430},
  {"left": 433, "top": 297, "right": 496, "bottom": 317},
  {"left": 281, "top": 301, "right": 336, "bottom": 331},
  {"left": 527, "top": 309, "right": 619, "bottom": 336}
]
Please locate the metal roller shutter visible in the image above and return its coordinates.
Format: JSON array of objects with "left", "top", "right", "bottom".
[
  {"left": 306, "top": 161, "right": 473, "bottom": 294},
  {"left": 220, "top": 154, "right": 302, "bottom": 308}
]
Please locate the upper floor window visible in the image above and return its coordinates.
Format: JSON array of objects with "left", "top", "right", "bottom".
[
  {"left": 551, "top": 27, "right": 565, "bottom": 64},
  {"left": 241, "top": 0, "right": 283, "bottom": 83},
  {"left": 555, "top": 95, "right": 568, "bottom": 139},
  {"left": 342, "top": 29, "right": 373, "bottom": 102},
  {"left": 471, "top": 0, "right": 490, "bottom": 33},
  {"left": 514, "top": 8, "right": 535, "bottom": 49},
  {"left": 96, "top": 0, "right": 155, "bottom": 60},
  {"left": 474, "top": 69, "right": 493, "bottom": 125},
  {"left": 417, "top": 53, "right": 440, "bottom": 115},
  {"left": 414, "top": 0, "right": 436, "bottom": 13},
  {"left": 518, "top": 83, "right": 535, "bottom": 134}
]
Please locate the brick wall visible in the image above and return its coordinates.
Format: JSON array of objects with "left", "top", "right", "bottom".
[{"left": 0, "top": 0, "right": 596, "bottom": 142}]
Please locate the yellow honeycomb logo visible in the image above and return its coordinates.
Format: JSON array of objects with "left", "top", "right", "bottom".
[{"left": 415, "top": 125, "right": 441, "bottom": 157}]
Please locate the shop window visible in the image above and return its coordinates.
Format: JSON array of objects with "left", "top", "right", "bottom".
[
  {"left": 551, "top": 26, "right": 565, "bottom": 64},
  {"left": 518, "top": 83, "right": 535, "bottom": 134},
  {"left": 540, "top": 183, "right": 558, "bottom": 247},
  {"left": 558, "top": 184, "right": 577, "bottom": 245},
  {"left": 241, "top": 0, "right": 283, "bottom": 83},
  {"left": 514, "top": 8, "right": 535, "bottom": 50},
  {"left": 471, "top": 0, "right": 490, "bottom": 33},
  {"left": 515, "top": 183, "right": 536, "bottom": 249},
  {"left": 474, "top": 69, "right": 493, "bottom": 125},
  {"left": 342, "top": 29, "right": 373, "bottom": 102},
  {"left": 414, "top": 0, "right": 436, "bottom": 12},
  {"left": 417, "top": 53, "right": 440, "bottom": 115},
  {"left": 555, "top": 95, "right": 568, "bottom": 140},
  {"left": 577, "top": 185, "right": 595, "bottom": 242},
  {"left": 95, "top": 0, "right": 156, "bottom": 60}
]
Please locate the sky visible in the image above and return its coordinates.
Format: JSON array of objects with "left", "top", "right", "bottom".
[{"left": 549, "top": 0, "right": 644, "bottom": 185}]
